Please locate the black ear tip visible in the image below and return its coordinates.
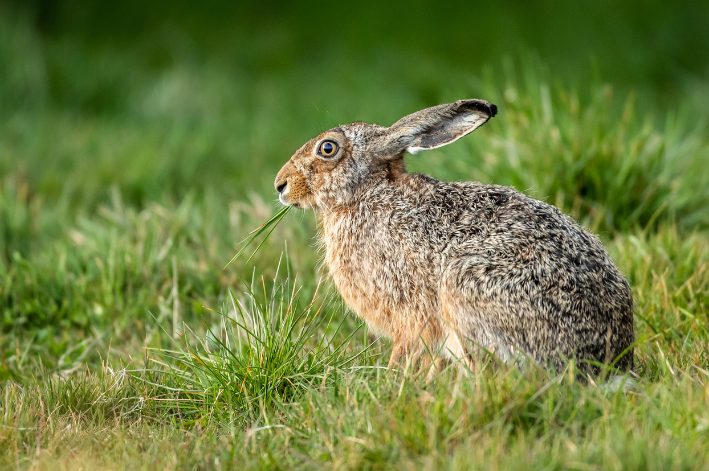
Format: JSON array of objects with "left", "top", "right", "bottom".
[
  {"left": 461, "top": 99, "right": 498, "bottom": 118},
  {"left": 488, "top": 103, "right": 498, "bottom": 117}
]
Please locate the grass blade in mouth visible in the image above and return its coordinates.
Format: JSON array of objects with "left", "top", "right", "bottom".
[{"left": 224, "top": 206, "right": 291, "bottom": 269}]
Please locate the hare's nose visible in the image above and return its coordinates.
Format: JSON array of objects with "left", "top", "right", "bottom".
[{"left": 275, "top": 180, "right": 287, "bottom": 193}]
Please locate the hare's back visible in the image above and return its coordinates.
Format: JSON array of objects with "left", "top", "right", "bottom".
[
  {"left": 448, "top": 182, "right": 614, "bottom": 275},
  {"left": 447, "top": 182, "right": 631, "bottom": 308}
]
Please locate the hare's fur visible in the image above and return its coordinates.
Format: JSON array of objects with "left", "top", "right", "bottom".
[{"left": 275, "top": 99, "right": 634, "bottom": 374}]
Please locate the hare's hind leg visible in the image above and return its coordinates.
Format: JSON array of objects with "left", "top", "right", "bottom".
[
  {"left": 439, "top": 300, "right": 516, "bottom": 367},
  {"left": 438, "top": 319, "right": 474, "bottom": 370},
  {"left": 439, "top": 256, "right": 529, "bottom": 367}
]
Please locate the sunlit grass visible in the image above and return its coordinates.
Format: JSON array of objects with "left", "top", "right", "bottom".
[{"left": 2, "top": 226, "right": 708, "bottom": 469}]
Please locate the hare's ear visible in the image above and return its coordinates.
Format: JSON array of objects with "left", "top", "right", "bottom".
[{"left": 379, "top": 99, "right": 497, "bottom": 157}]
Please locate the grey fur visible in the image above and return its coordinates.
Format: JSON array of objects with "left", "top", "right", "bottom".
[{"left": 275, "top": 99, "right": 634, "bottom": 375}]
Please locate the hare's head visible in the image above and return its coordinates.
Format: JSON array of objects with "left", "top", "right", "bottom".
[{"left": 274, "top": 99, "right": 497, "bottom": 209}]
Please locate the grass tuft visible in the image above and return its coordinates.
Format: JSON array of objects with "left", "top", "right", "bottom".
[{"left": 141, "top": 262, "right": 371, "bottom": 427}]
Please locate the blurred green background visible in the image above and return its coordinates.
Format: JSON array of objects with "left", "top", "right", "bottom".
[{"left": 1, "top": 0, "right": 708, "bottom": 374}]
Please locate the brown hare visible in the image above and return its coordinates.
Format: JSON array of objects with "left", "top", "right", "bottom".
[{"left": 274, "top": 99, "right": 634, "bottom": 375}]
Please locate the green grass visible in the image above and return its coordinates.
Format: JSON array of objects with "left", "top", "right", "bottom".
[
  {"left": 1, "top": 1, "right": 709, "bottom": 468},
  {"left": 146, "top": 268, "right": 371, "bottom": 427}
]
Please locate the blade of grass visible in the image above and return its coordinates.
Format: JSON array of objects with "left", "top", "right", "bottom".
[{"left": 224, "top": 206, "right": 290, "bottom": 269}]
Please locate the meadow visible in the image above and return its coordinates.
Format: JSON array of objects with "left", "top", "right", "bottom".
[{"left": 1, "top": 0, "right": 709, "bottom": 468}]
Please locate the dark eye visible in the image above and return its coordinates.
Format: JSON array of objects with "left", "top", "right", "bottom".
[{"left": 318, "top": 140, "right": 339, "bottom": 158}]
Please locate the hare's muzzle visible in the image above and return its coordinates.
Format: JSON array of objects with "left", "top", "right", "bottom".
[
  {"left": 274, "top": 165, "right": 289, "bottom": 194},
  {"left": 274, "top": 175, "right": 289, "bottom": 206},
  {"left": 275, "top": 162, "right": 300, "bottom": 206}
]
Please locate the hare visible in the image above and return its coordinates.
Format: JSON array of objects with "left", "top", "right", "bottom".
[{"left": 274, "top": 99, "right": 634, "bottom": 375}]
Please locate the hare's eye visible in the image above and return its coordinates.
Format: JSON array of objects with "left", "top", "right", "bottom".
[{"left": 317, "top": 140, "right": 339, "bottom": 158}]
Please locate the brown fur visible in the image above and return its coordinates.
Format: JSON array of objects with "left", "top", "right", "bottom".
[{"left": 275, "top": 99, "right": 634, "bottom": 375}]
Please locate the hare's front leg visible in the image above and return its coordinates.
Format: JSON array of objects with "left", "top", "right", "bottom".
[
  {"left": 386, "top": 339, "right": 422, "bottom": 370},
  {"left": 387, "top": 319, "right": 447, "bottom": 372},
  {"left": 388, "top": 341, "right": 443, "bottom": 374},
  {"left": 387, "top": 341, "right": 408, "bottom": 369}
]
